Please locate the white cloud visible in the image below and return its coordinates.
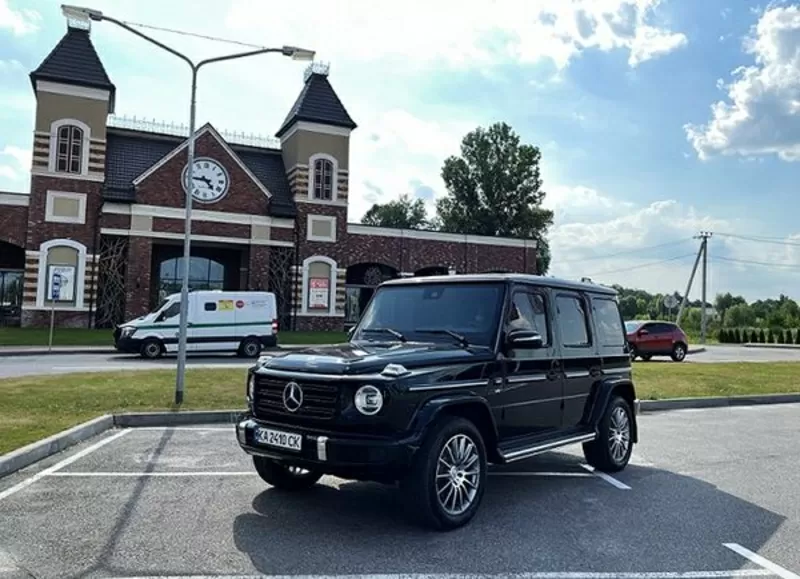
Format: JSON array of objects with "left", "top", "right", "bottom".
[
  {"left": 0, "top": 0, "right": 40, "bottom": 36},
  {"left": 0, "top": 165, "right": 17, "bottom": 180},
  {"left": 225, "top": 0, "right": 686, "bottom": 70},
  {"left": 685, "top": 4, "right": 800, "bottom": 161},
  {"left": 1, "top": 145, "right": 29, "bottom": 170}
]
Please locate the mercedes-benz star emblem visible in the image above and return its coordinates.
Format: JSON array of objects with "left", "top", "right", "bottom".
[{"left": 282, "top": 381, "right": 303, "bottom": 413}]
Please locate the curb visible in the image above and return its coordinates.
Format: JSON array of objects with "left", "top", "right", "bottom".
[
  {"left": 0, "top": 344, "right": 325, "bottom": 358},
  {"left": 639, "top": 392, "right": 800, "bottom": 412},
  {"left": 113, "top": 410, "right": 244, "bottom": 427},
  {"left": 4, "top": 393, "right": 800, "bottom": 480},
  {"left": 742, "top": 343, "right": 800, "bottom": 350},
  {"left": 687, "top": 347, "right": 706, "bottom": 355},
  {"left": 0, "top": 414, "right": 113, "bottom": 478}
]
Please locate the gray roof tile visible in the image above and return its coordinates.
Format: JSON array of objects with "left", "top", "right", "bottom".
[
  {"left": 31, "top": 26, "right": 115, "bottom": 110},
  {"left": 104, "top": 129, "right": 295, "bottom": 218},
  {"left": 275, "top": 72, "right": 357, "bottom": 138}
]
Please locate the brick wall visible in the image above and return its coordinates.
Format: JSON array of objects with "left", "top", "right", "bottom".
[
  {"left": 0, "top": 204, "right": 28, "bottom": 248},
  {"left": 124, "top": 236, "right": 153, "bottom": 320},
  {"left": 26, "top": 176, "right": 103, "bottom": 250}
]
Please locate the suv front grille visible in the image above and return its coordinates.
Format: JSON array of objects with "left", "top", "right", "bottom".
[{"left": 253, "top": 375, "right": 340, "bottom": 420}]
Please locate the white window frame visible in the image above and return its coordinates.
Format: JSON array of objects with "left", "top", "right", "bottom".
[
  {"left": 45, "top": 190, "right": 87, "bottom": 224},
  {"left": 306, "top": 214, "right": 337, "bottom": 242},
  {"left": 301, "top": 255, "right": 337, "bottom": 315},
  {"left": 308, "top": 153, "right": 338, "bottom": 202},
  {"left": 36, "top": 238, "right": 87, "bottom": 308},
  {"left": 48, "top": 118, "right": 91, "bottom": 176}
]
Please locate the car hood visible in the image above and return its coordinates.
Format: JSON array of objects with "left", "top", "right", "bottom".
[{"left": 256, "top": 341, "right": 492, "bottom": 375}]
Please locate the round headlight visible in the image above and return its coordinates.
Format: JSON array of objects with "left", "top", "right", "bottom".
[{"left": 354, "top": 385, "right": 383, "bottom": 416}]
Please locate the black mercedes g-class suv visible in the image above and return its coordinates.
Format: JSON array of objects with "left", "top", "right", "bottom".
[{"left": 236, "top": 273, "right": 638, "bottom": 530}]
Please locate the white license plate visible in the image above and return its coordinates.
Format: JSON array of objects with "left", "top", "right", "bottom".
[{"left": 254, "top": 427, "right": 302, "bottom": 452}]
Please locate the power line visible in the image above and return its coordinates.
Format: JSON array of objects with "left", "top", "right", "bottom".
[
  {"left": 585, "top": 253, "right": 696, "bottom": 277},
  {"left": 713, "top": 255, "right": 800, "bottom": 270},
  {"left": 558, "top": 238, "right": 694, "bottom": 264},
  {"left": 122, "top": 20, "right": 268, "bottom": 50},
  {"left": 716, "top": 232, "right": 800, "bottom": 247}
]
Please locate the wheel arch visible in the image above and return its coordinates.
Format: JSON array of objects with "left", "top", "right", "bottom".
[
  {"left": 585, "top": 378, "right": 638, "bottom": 443},
  {"left": 413, "top": 395, "right": 501, "bottom": 463}
]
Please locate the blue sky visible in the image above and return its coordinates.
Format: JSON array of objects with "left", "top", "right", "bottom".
[{"left": 1, "top": 0, "right": 799, "bottom": 301}]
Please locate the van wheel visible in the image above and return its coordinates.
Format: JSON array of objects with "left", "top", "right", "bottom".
[
  {"left": 140, "top": 339, "right": 164, "bottom": 359},
  {"left": 239, "top": 337, "right": 261, "bottom": 358},
  {"left": 401, "top": 417, "right": 487, "bottom": 531}
]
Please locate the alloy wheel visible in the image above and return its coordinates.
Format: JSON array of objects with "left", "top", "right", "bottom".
[
  {"left": 435, "top": 434, "right": 481, "bottom": 516},
  {"left": 608, "top": 406, "right": 631, "bottom": 464}
]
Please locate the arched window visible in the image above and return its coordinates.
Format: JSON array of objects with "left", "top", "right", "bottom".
[
  {"left": 49, "top": 119, "right": 90, "bottom": 175},
  {"left": 157, "top": 256, "right": 225, "bottom": 303},
  {"left": 36, "top": 239, "right": 87, "bottom": 308},
  {"left": 302, "top": 255, "right": 337, "bottom": 314},
  {"left": 308, "top": 153, "right": 338, "bottom": 202}
]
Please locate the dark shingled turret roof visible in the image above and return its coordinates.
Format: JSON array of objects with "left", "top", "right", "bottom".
[
  {"left": 30, "top": 25, "right": 116, "bottom": 112},
  {"left": 275, "top": 72, "right": 357, "bottom": 138}
]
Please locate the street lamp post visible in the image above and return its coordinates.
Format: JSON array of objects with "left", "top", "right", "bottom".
[{"left": 62, "top": 5, "right": 315, "bottom": 404}]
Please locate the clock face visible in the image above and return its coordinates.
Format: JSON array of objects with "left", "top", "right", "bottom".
[{"left": 181, "top": 157, "right": 229, "bottom": 204}]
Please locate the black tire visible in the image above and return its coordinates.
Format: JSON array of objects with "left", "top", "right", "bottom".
[
  {"left": 401, "top": 417, "right": 487, "bottom": 531},
  {"left": 140, "top": 339, "right": 164, "bottom": 359},
  {"left": 253, "top": 456, "right": 322, "bottom": 491},
  {"left": 640, "top": 354, "right": 652, "bottom": 361},
  {"left": 671, "top": 342, "right": 687, "bottom": 362},
  {"left": 629, "top": 344, "right": 638, "bottom": 360},
  {"left": 239, "top": 337, "right": 262, "bottom": 358},
  {"left": 582, "top": 395, "right": 634, "bottom": 473}
]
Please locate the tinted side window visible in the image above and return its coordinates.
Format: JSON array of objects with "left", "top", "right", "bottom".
[
  {"left": 506, "top": 291, "right": 550, "bottom": 347},
  {"left": 204, "top": 302, "right": 217, "bottom": 312},
  {"left": 161, "top": 301, "right": 181, "bottom": 320},
  {"left": 556, "top": 295, "right": 591, "bottom": 347},
  {"left": 593, "top": 298, "right": 625, "bottom": 346},
  {"left": 648, "top": 323, "right": 672, "bottom": 334}
]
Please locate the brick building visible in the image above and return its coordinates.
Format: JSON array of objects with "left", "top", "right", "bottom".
[{"left": 0, "top": 22, "right": 538, "bottom": 331}]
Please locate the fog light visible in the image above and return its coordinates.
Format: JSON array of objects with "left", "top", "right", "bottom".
[{"left": 354, "top": 385, "right": 383, "bottom": 416}]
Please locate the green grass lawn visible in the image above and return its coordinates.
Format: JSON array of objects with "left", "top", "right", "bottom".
[
  {"left": 0, "top": 327, "right": 346, "bottom": 347},
  {"left": 1, "top": 362, "right": 798, "bottom": 455}
]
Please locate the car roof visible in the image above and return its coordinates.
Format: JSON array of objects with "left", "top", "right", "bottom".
[{"left": 379, "top": 273, "right": 618, "bottom": 296}]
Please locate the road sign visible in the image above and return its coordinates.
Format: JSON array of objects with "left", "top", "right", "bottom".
[{"left": 663, "top": 295, "right": 679, "bottom": 309}]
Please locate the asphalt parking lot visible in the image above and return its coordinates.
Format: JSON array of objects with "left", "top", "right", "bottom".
[{"left": 1, "top": 404, "right": 798, "bottom": 579}]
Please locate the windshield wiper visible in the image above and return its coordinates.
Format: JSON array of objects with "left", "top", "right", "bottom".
[
  {"left": 416, "top": 329, "right": 470, "bottom": 348},
  {"left": 360, "top": 327, "right": 407, "bottom": 342}
]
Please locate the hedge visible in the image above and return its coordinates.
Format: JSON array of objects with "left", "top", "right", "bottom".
[{"left": 717, "top": 327, "right": 800, "bottom": 344}]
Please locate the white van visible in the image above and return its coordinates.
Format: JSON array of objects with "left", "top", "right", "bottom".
[{"left": 114, "top": 290, "right": 278, "bottom": 359}]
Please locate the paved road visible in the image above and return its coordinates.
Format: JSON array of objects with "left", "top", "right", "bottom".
[
  {"left": 0, "top": 404, "right": 798, "bottom": 578},
  {"left": 0, "top": 352, "right": 254, "bottom": 379},
  {"left": 637, "top": 344, "right": 800, "bottom": 364}
]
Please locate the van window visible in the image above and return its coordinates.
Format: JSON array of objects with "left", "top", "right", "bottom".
[
  {"left": 593, "top": 297, "right": 625, "bottom": 346},
  {"left": 160, "top": 301, "right": 181, "bottom": 320},
  {"left": 204, "top": 302, "right": 217, "bottom": 312}
]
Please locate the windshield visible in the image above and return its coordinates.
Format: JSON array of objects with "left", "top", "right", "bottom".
[
  {"left": 352, "top": 282, "right": 505, "bottom": 347},
  {"left": 624, "top": 320, "right": 644, "bottom": 333}
]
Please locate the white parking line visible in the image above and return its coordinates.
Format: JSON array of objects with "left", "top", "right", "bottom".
[
  {"left": 580, "top": 463, "right": 632, "bottom": 490},
  {"left": 489, "top": 471, "right": 594, "bottom": 478},
  {"left": 48, "top": 471, "right": 256, "bottom": 477},
  {"left": 125, "top": 426, "right": 234, "bottom": 431},
  {"left": 106, "top": 570, "right": 774, "bottom": 579},
  {"left": 724, "top": 543, "right": 799, "bottom": 579},
  {"left": 0, "top": 429, "right": 130, "bottom": 502}
]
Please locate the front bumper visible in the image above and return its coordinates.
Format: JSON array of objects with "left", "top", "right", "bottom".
[
  {"left": 633, "top": 398, "right": 641, "bottom": 416},
  {"left": 236, "top": 417, "right": 417, "bottom": 477},
  {"left": 114, "top": 334, "right": 143, "bottom": 353}
]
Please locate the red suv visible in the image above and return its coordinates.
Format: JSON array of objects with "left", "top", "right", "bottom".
[{"left": 625, "top": 320, "right": 688, "bottom": 362}]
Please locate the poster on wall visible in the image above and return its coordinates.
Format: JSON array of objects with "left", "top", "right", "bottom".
[
  {"left": 48, "top": 265, "right": 75, "bottom": 302},
  {"left": 308, "top": 277, "right": 330, "bottom": 309}
]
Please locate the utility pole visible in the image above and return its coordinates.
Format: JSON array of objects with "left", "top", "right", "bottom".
[
  {"left": 676, "top": 231, "right": 712, "bottom": 340},
  {"left": 700, "top": 231, "right": 712, "bottom": 344}
]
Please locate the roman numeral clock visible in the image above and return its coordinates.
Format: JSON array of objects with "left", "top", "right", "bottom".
[{"left": 181, "top": 157, "right": 230, "bottom": 204}]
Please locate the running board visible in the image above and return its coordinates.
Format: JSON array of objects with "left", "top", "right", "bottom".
[{"left": 500, "top": 432, "right": 597, "bottom": 463}]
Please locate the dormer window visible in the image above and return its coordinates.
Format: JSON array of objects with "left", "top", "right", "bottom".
[
  {"left": 56, "top": 124, "right": 84, "bottom": 174},
  {"left": 308, "top": 153, "right": 338, "bottom": 202}
]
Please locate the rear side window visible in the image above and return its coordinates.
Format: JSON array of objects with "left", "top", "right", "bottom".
[
  {"left": 593, "top": 298, "right": 625, "bottom": 346},
  {"left": 556, "top": 294, "right": 591, "bottom": 347},
  {"left": 204, "top": 302, "right": 217, "bottom": 312}
]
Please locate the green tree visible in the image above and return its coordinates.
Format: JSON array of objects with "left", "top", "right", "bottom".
[
  {"left": 361, "top": 193, "right": 429, "bottom": 229},
  {"left": 619, "top": 295, "right": 638, "bottom": 319},
  {"left": 725, "top": 303, "right": 754, "bottom": 328},
  {"left": 435, "top": 122, "right": 554, "bottom": 273}
]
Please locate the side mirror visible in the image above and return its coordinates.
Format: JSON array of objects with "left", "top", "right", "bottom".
[
  {"left": 346, "top": 326, "right": 356, "bottom": 339},
  {"left": 506, "top": 329, "right": 543, "bottom": 349},
  {"left": 155, "top": 313, "right": 165, "bottom": 323}
]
